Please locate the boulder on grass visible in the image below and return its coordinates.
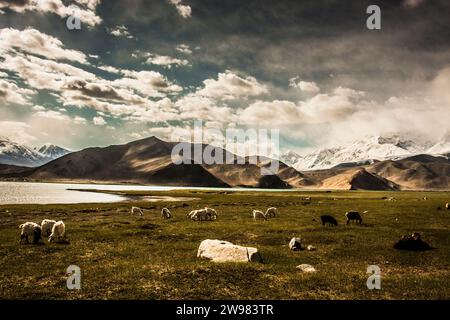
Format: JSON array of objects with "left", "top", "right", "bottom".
[
  {"left": 197, "top": 239, "right": 262, "bottom": 263},
  {"left": 393, "top": 232, "right": 432, "bottom": 251},
  {"left": 296, "top": 264, "right": 316, "bottom": 273}
]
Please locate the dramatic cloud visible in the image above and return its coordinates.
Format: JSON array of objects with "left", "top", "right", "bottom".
[
  {"left": 0, "top": 0, "right": 102, "bottom": 26},
  {"left": 196, "top": 70, "right": 268, "bottom": 101},
  {"left": 167, "top": 0, "right": 191, "bottom": 18},
  {"left": 0, "top": 1, "right": 449, "bottom": 152}
]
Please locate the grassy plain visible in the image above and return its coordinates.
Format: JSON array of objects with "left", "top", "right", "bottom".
[{"left": 0, "top": 189, "right": 449, "bottom": 299}]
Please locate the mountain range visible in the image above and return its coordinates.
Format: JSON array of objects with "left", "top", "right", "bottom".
[
  {"left": 0, "top": 135, "right": 448, "bottom": 190},
  {"left": 282, "top": 134, "right": 450, "bottom": 171},
  {"left": 0, "top": 137, "right": 71, "bottom": 167}
]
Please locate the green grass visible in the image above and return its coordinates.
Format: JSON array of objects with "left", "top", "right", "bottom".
[{"left": 0, "top": 190, "right": 449, "bottom": 299}]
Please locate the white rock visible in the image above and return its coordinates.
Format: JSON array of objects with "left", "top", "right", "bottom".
[
  {"left": 296, "top": 264, "right": 316, "bottom": 273},
  {"left": 197, "top": 239, "right": 262, "bottom": 263},
  {"left": 307, "top": 245, "right": 316, "bottom": 251},
  {"left": 289, "top": 237, "right": 302, "bottom": 251}
]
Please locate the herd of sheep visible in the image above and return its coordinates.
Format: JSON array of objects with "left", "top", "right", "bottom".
[
  {"left": 17, "top": 201, "right": 450, "bottom": 245},
  {"left": 19, "top": 220, "right": 65, "bottom": 244}
]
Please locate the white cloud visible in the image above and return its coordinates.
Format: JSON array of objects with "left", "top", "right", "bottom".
[
  {"left": 32, "top": 105, "right": 46, "bottom": 111},
  {"left": 0, "top": 0, "right": 102, "bottom": 26},
  {"left": 168, "top": 0, "right": 191, "bottom": 18},
  {"left": 93, "top": 116, "right": 106, "bottom": 126},
  {"left": 197, "top": 70, "right": 268, "bottom": 100},
  {"left": 0, "top": 121, "right": 36, "bottom": 144},
  {"left": 239, "top": 100, "right": 303, "bottom": 127},
  {"left": 73, "top": 116, "right": 87, "bottom": 125},
  {"left": 176, "top": 44, "right": 192, "bottom": 54},
  {"left": 175, "top": 94, "right": 234, "bottom": 122},
  {"left": 144, "top": 53, "right": 189, "bottom": 68},
  {"left": 108, "top": 25, "right": 133, "bottom": 39},
  {"left": 33, "top": 109, "right": 71, "bottom": 121},
  {"left": 0, "top": 29, "right": 184, "bottom": 119},
  {"left": 238, "top": 86, "right": 367, "bottom": 128},
  {"left": 0, "top": 78, "right": 36, "bottom": 105},
  {"left": 289, "top": 76, "right": 320, "bottom": 93},
  {"left": 0, "top": 28, "right": 87, "bottom": 62}
]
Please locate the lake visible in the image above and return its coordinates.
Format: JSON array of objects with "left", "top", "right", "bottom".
[{"left": 0, "top": 181, "right": 298, "bottom": 204}]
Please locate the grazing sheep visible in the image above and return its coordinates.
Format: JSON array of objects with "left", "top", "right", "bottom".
[
  {"left": 204, "top": 207, "right": 218, "bottom": 220},
  {"left": 345, "top": 211, "right": 363, "bottom": 225},
  {"left": 161, "top": 208, "right": 172, "bottom": 219},
  {"left": 320, "top": 215, "right": 338, "bottom": 226},
  {"left": 289, "top": 237, "right": 302, "bottom": 251},
  {"left": 41, "top": 219, "right": 57, "bottom": 237},
  {"left": 265, "top": 207, "right": 278, "bottom": 218},
  {"left": 253, "top": 210, "right": 267, "bottom": 221},
  {"left": 131, "top": 206, "right": 144, "bottom": 216},
  {"left": 187, "top": 210, "right": 197, "bottom": 219},
  {"left": 19, "top": 222, "right": 41, "bottom": 244},
  {"left": 48, "top": 221, "right": 66, "bottom": 243},
  {"left": 446, "top": 203, "right": 449, "bottom": 210},
  {"left": 190, "top": 209, "right": 208, "bottom": 221}
]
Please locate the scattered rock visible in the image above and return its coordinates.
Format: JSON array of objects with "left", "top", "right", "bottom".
[
  {"left": 197, "top": 239, "right": 262, "bottom": 263},
  {"left": 393, "top": 232, "right": 433, "bottom": 251},
  {"left": 289, "top": 237, "right": 302, "bottom": 251},
  {"left": 307, "top": 245, "right": 316, "bottom": 251},
  {"left": 296, "top": 264, "right": 316, "bottom": 273}
]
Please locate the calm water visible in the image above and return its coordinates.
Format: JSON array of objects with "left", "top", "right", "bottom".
[{"left": 0, "top": 182, "right": 299, "bottom": 205}]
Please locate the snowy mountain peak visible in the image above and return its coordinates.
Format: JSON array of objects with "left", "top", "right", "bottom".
[
  {"left": 36, "top": 144, "right": 70, "bottom": 159},
  {"left": 283, "top": 134, "right": 440, "bottom": 171},
  {"left": 0, "top": 138, "right": 71, "bottom": 167}
]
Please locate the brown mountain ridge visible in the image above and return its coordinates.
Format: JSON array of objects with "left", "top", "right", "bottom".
[{"left": 0, "top": 136, "right": 448, "bottom": 190}]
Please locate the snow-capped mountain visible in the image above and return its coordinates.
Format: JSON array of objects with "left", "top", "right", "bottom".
[
  {"left": 0, "top": 137, "right": 70, "bottom": 167},
  {"left": 427, "top": 132, "right": 450, "bottom": 155},
  {"left": 283, "top": 134, "right": 440, "bottom": 171},
  {"left": 35, "top": 144, "right": 70, "bottom": 159}
]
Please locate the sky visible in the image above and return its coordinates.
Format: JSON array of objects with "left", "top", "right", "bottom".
[{"left": 0, "top": 0, "right": 449, "bottom": 154}]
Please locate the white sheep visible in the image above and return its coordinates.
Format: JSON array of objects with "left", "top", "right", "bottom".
[
  {"left": 204, "top": 207, "right": 217, "bottom": 220},
  {"left": 161, "top": 208, "right": 172, "bottom": 219},
  {"left": 265, "top": 207, "right": 278, "bottom": 218},
  {"left": 187, "top": 209, "right": 196, "bottom": 219},
  {"left": 189, "top": 209, "right": 209, "bottom": 221},
  {"left": 48, "top": 220, "right": 66, "bottom": 243},
  {"left": 131, "top": 206, "right": 144, "bottom": 216},
  {"left": 253, "top": 210, "right": 267, "bottom": 221},
  {"left": 446, "top": 203, "right": 449, "bottom": 210},
  {"left": 19, "top": 222, "right": 41, "bottom": 244},
  {"left": 41, "top": 219, "right": 57, "bottom": 237}
]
